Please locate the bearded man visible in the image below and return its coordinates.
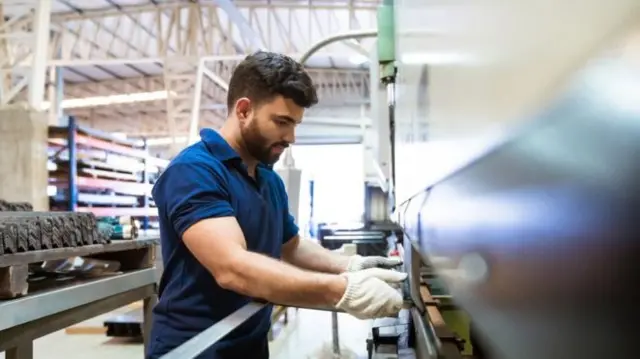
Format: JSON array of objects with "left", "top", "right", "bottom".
[{"left": 148, "top": 51, "right": 406, "bottom": 359}]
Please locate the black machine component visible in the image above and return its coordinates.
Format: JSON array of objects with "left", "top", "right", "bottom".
[
  {"left": 367, "top": 317, "right": 407, "bottom": 359},
  {"left": 0, "top": 212, "right": 110, "bottom": 255},
  {"left": 317, "top": 222, "right": 402, "bottom": 257},
  {"left": 105, "top": 309, "right": 145, "bottom": 338},
  {"left": 0, "top": 200, "right": 33, "bottom": 212},
  {"left": 395, "top": 48, "right": 640, "bottom": 358}
]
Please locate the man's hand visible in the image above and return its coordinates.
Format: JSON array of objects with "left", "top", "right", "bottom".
[
  {"left": 346, "top": 255, "right": 403, "bottom": 272},
  {"left": 335, "top": 268, "right": 407, "bottom": 319}
]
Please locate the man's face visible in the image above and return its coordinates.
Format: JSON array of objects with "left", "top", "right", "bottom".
[{"left": 239, "top": 95, "right": 304, "bottom": 165}]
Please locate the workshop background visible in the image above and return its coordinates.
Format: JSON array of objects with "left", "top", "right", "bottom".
[
  {"left": 0, "top": 0, "right": 388, "bottom": 358},
  {"left": 2, "top": 0, "right": 639, "bottom": 359}
]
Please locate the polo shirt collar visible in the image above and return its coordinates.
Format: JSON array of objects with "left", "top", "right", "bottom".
[
  {"left": 200, "top": 128, "right": 240, "bottom": 162},
  {"left": 200, "top": 128, "right": 274, "bottom": 171}
]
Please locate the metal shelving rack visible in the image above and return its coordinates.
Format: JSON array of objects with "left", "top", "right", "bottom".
[{"left": 47, "top": 116, "right": 169, "bottom": 228}]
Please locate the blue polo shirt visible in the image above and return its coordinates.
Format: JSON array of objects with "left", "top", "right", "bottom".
[{"left": 147, "top": 129, "right": 299, "bottom": 359}]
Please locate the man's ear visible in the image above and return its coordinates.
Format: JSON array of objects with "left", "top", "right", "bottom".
[{"left": 234, "top": 98, "right": 252, "bottom": 122}]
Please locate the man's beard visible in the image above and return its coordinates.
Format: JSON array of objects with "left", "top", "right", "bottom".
[{"left": 240, "top": 119, "right": 287, "bottom": 165}]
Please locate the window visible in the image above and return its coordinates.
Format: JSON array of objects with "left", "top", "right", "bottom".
[{"left": 275, "top": 144, "right": 365, "bottom": 231}]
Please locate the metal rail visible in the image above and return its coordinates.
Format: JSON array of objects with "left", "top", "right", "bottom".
[
  {"left": 159, "top": 302, "right": 268, "bottom": 359},
  {"left": 156, "top": 298, "right": 416, "bottom": 358},
  {"left": 0, "top": 269, "right": 156, "bottom": 331}
]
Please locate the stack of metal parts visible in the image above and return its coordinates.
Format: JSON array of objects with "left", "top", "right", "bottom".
[
  {"left": 0, "top": 200, "right": 33, "bottom": 212},
  {"left": 27, "top": 256, "right": 122, "bottom": 294},
  {"left": 0, "top": 211, "right": 110, "bottom": 255},
  {"left": 36, "top": 256, "right": 121, "bottom": 276}
]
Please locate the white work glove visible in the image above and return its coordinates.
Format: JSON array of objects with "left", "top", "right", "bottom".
[
  {"left": 346, "top": 255, "right": 403, "bottom": 272},
  {"left": 335, "top": 268, "right": 407, "bottom": 320}
]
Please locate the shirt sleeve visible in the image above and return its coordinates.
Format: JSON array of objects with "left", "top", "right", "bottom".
[
  {"left": 283, "top": 211, "right": 300, "bottom": 244},
  {"left": 152, "top": 161, "right": 235, "bottom": 237},
  {"left": 279, "top": 180, "right": 300, "bottom": 244}
]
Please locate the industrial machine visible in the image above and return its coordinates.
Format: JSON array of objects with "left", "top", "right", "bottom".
[
  {"left": 389, "top": 0, "right": 640, "bottom": 359},
  {"left": 151, "top": 0, "right": 640, "bottom": 358}
]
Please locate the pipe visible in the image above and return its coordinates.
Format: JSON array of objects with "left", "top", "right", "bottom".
[
  {"left": 67, "top": 116, "right": 78, "bottom": 212},
  {"left": 298, "top": 29, "right": 378, "bottom": 65},
  {"left": 282, "top": 29, "right": 379, "bottom": 175}
]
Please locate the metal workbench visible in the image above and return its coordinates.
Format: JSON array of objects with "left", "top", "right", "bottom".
[{"left": 0, "top": 238, "right": 158, "bottom": 359}]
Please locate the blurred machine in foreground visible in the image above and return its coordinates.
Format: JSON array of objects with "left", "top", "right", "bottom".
[{"left": 387, "top": 0, "right": 640, "bottom": 358}]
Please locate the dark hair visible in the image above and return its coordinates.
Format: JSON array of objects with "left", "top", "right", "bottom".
[{"left": 227, "top": 51, "right": 319, "bottom": 111}]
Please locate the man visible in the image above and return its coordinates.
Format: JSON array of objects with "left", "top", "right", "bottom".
[{"left": 148, "top": 51, "right": 407, "bottom": 359}]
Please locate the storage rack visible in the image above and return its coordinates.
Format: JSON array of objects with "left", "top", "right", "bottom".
[{"left": 47, "top": 116, "right": 169, "bottom": 228}]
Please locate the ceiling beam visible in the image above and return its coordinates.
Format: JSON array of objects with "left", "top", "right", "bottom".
[{"left": 209, "top": 0, "right": 266, "bottom": 51}]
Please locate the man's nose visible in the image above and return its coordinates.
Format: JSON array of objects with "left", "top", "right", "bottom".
[{"left": 283, "top": 128, "right": 295, "bottom": 144}]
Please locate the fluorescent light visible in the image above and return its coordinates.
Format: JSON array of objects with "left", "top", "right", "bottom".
[
  {"left": 62, "top": 90, "right": 170, "bottom": 108},
  {"left": 41, "top": 90, "right": 174, "bottom": 110},
  {"left": 400, "top": 52, "right": 478, "bottom": 65},
  {"left": 146, "top": 136, "right": 189, "bottom": 146}
]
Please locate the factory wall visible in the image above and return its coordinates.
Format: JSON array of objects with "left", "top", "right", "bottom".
[{"left": 0, "top": 108, "right": 50, "bottom": 211}]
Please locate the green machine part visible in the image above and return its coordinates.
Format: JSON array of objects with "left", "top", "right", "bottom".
[
  {"left": 377, "top": 0, "right": 396, "bottom": 82},
  {"left": 377, "top": 0, "right": 398, "bottom": 203},
  {"left": 426, "top": 278, "right": 473, "bottom": 355},
  {"left": 96, "top": 217, "right": 138, "bottom": 240}
]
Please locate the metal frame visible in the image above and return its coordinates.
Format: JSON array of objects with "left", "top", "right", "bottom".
[
  {"left": 0, "top": 238, "right": 159, "bottom": 359},
  {"left": 1, "top": 0, "right": 377, "bottom": 148},
  {"left": 397, "top": 230, "right": 465, "bottom": 359},
  {"left": 0, "top": 269, "right": 157, "bottom": 359},
  {"left": 0, "top": 0, "right": 51, "bottom": 109}
]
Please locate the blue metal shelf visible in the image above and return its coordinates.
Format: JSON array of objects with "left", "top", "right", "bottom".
[{"left": 48, "top": 117, "right": 163, "bottom": 226}]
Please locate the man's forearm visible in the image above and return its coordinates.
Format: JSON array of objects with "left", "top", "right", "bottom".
[
  {"left": 282, "top": 237, "right": 351, "bottom": 274},
  {"left": 217, "top": 249, "right": 347, "bottom": 308}
]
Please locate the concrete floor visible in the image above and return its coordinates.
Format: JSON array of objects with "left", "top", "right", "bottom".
[{"left": 1, "top": 308, "right": 372, "bottom": 359}]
